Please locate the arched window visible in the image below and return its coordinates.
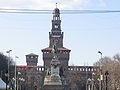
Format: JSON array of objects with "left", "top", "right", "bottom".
[{"left": 55, "top": 25, "right": 58, "bottom": 29}]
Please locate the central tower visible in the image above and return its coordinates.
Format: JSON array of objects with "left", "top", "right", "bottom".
[
  {"left": 42, "top": 7, "right": 71, "bottom": 76},
  {"left": 49, "top": 7, "right": 63, "bottom": 48}
]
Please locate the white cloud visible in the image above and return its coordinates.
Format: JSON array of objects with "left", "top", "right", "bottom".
[{"left": 0, "top": 0, "right": 89, "bottom": 9}]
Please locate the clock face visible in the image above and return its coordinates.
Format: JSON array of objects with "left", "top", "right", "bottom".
[{"left": 53, "top": 39, "right": 59, "bottom": 44}]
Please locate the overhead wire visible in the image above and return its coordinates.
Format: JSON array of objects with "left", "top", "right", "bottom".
[{"left": 0, "top": 8, "right": 120, "bottom": 14}]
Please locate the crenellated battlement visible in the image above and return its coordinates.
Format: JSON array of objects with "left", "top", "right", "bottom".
[
  {"left": 17, "top": 65, "right": 99, "bottom": 72},
  {"left": 17, "top": 66, "right": 45, "bottom": 72},
  {"left": 68, "top": 66, "right": 99, "bottom": 72}
]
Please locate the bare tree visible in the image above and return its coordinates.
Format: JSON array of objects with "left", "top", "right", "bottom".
[
  {"left": 0, "top": 52, "right": 15, "bottom": 83},
  {"left": 113, "top": 53, "right": 120, "bottom": 61},
  {"left": 94, "top": 54, "right": 120, "bottom": 90},
  {"left": 65, "top": 71, "right": 86, "bottom": 90}
]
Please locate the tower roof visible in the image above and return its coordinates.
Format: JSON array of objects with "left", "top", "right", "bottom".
[
  {"left": 53, "top": 3, "right": 60, "bottom": 14},
  {"left": 42, "top": 47, "right": 71, "bottom": 51},
  {"left": 26, "top": 53, "right": 38, "bottom": 56},
  {"left": 53, "top": 8, "right": 60, "bottom": 13},
  {"left": 53, "top": 7, "right": 60, "bottom": 15}
]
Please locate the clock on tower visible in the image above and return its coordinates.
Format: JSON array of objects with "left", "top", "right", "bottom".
[{"left": 53, "top": 39, "right": 59, "bottom": 45}]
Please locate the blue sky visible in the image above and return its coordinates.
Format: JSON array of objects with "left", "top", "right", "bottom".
[{"left": 0, "top": 0, "right": 120, "bottom": 66}]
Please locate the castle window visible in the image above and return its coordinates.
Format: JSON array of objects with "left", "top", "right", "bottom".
[
  {"left": 65, "top": 51, "right": 68, "bottom": 54},
  {"left": 42, "top": 68, "right": 44, "bottom": 71},
  {"left": 77, "top": 68, "right": 79, "bottom": 71},
  {"left": 31, "top": 56, "right": 34, "bottom": 58},
  {"left": 91, "top": 68, "right": 93, "bottom": 71},
  {"left": 26, "top": 56, "right": 29, "bottom": 58},
  {"left": 35, "top": 56, "right": 38, "bottom": 58},
  {"left": 94, "top": 68, "right": 96, "bottom": 71},
  {"left": 55, "top": 25, "right": 58, "bottom": 29},
  {"left": 88, "top": 68, "right": 91, "bottom": 71},
  {"left": 80, "top": 68, "right": 81, "bottom": 71},
  {"left": 55, "top": 17, "right": 58, "bottom": 20},
  {"left": 83, "top": 68, "right": 85, "bottom": 71}
]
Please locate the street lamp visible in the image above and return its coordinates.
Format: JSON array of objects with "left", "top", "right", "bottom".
[
  {"left": 98, "top": 51, "right": 103, "bottom": 90},
  {"left": 87, "top": 78, "right": 92, "bottom": 90},
  {"left": 98, "top": 51, "right": 102, "bottom": 59},
  {"left": 91, "top": 72, "right": 96, "bottom": 90},
  {"left": 105, "top": 71, "right": 109, "bottom": 90},
  {"left": 15, "top": 56, "right": 19, "bottom": 90},
  {"left": 17, "top": 77, "right": 25, "bottom": 90},
  {"left": 6, "top": 50, "right": 12, "bottom": 89},
  {"left": 17, "top": 72, "right": 21, "bottom": 90}
]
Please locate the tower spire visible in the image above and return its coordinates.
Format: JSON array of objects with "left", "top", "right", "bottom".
[
  {"left": 56, "top": 3, "right": 57, "bottom": 8},
  {"left": 51, "top": 6, "right": 61, "bottom": 31}
]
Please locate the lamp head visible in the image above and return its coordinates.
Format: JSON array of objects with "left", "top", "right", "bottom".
[
  {"left": 98, "top": 51, "right": 102, "bottom": 55},
  {"left": 6, "top": 50, "right": 12, "bottom": 53}
]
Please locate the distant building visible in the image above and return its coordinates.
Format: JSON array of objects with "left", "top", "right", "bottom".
[{"left": 17, "top": 7, "right": 99, "bottom": 90}]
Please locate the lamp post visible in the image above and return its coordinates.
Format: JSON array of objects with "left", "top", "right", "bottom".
[
  {"left": 6, "top": 50, "right": 12, "bottom": 89},
  {"left": 15, "top": 56, "right": 19, "bottom": 90},
  {"left": 17, "top": 72, "right": 21, "bottom": 90},
  {"left": 20, "top": 78, "right": 25, "bottom": 90},
  {"left": 87, "top": 78, "right": 92, "bottom": 90},
  {"left": 105, "top": 71, "right": 109, "bottom": 90},
  {"left": 91, "top": 72, "right": 95, "bottom": 90},
  {"left": 98, "top": 51, "right": 103, "bottom": 90}
]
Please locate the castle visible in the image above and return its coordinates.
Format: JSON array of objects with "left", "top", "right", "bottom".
[{"left": 16, "top": 7, "right": 98, "bottom": 90}]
